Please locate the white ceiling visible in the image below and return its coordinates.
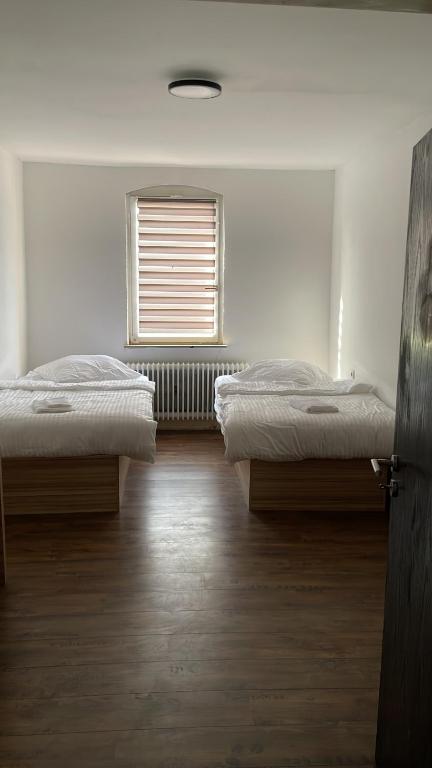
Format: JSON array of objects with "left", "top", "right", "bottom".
[{"left": 1, "top": 0, "right": 432, "bottom": 168}]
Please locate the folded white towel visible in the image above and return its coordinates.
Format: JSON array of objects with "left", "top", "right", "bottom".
[
  {"left": 289, "top": 397, "right": 339, "bottom": 414},
  {"left": 32, "top": 397, "right": 73, "bottom": 414}
]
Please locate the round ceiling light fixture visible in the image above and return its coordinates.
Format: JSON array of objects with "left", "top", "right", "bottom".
[{"left": 168, "top": 79, "right": 222, "bottom": 99}]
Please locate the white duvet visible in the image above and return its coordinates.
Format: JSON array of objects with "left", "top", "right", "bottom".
[
  {"left": 215, "top": 377, "right": 395, "bottom": 463},
  {"left": 0, "top": 378, "right": 157, "bottom": 462}
]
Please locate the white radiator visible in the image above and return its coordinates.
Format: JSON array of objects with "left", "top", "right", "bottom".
[{"left": 127, "top": 361, "right": 247, "bottom": 421}]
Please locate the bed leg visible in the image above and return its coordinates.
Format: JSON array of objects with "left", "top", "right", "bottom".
[
  {"left": 235, "top": 461, "right": 251, "bottom": 509},
  {"left": 119, "top": 456, "right": 130, "bottom": 506}
]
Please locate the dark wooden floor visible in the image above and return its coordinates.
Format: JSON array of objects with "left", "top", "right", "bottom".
[{"left": 0, "top": 433, "right": 387, "bottom": 767}]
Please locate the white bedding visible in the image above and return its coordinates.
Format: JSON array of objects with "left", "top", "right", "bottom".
[
  {"left": 215, "top": 381, "right": 395, "bottom": 463},
  {"left": 0, "top": 378, "right": 157, "bottom": 461},
  {"left": 215, "top": 374, "right": 373, "bottom": 397}
]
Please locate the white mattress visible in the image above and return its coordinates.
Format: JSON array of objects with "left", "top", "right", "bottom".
[
  {"left": 0, "top": 379, "right": 157, "bottom": 461},
  {"left": 215, "top": 389, "right": 395, "bottom": 463}
]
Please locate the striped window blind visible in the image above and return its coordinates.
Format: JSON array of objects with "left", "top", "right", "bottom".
[{"left": 129, "top": 196, "right": 222, "bottom": 344}]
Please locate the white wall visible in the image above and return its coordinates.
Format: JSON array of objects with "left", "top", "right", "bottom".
[
  {"left": 330, "top": 114, "right": 432, "bottom": 407},
  {"left": 0, "top": 148, "right": 26, "bottom": 378},
  {"left": 23, "top": 163, "right": 334, "bottom": 370}
]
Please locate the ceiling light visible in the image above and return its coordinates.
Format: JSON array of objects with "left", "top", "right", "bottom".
[{"left": 168, "top": 79, "right": 221, "bottom": 99}]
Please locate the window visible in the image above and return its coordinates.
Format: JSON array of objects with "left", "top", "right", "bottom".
[{"left": 127, "top": 186, "right": 223, "bottom": 345}]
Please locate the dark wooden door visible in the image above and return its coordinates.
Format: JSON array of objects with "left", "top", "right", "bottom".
[
  {"left": 376, "top": 128, "right": 432, "bottom": 766},
  {"left": 0, "top": 461, "right": 6, "bottom": 585}
]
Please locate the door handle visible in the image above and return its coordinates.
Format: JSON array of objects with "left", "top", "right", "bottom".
[
  {"left": 371, "top": 458, "right": 389, "bottom": 477},
  {"left": 371, "top": 455, "right": 400, "bottom": 477},
  {"left": 370, "top": 455, "right": 400, "bottom": 496}
]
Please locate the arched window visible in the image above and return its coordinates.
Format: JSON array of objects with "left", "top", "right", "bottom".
[{"left": 126, "top": 185, "right": 224, "bottom": 346}]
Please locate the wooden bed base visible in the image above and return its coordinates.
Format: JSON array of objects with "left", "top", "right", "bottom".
[
  {"left": 2, "top": 455, "right": 130, "bottom": 516},
  {"left": 235, "top": 458, "right": 385, "bottom": 513}
]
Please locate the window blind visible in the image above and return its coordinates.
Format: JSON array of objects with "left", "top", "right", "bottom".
[{"left": 134, "top": 198, "right": 220, "bottom": 342}]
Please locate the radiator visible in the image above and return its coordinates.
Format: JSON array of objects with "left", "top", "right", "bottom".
[{"left": 128, "top": 361, "right": 247, "bottom": 421}]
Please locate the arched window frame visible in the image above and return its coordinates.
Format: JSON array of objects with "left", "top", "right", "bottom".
[{"left": 126, "top": 185, "right": 224, "bottom": 346}]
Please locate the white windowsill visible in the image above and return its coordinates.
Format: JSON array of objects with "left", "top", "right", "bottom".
[{"left": 125, "top": 343, "right": 228, "bottom": 349}]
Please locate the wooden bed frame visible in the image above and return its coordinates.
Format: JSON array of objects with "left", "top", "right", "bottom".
[
  {"left": 2, "top": 455, "right": 130, "bottom": 515},
  {"left": 235, "top": 458, "right": 385, "bottom": 513}
]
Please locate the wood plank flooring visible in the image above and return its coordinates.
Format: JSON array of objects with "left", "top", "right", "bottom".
[{"left": 0, "top": 432, "right": 388, "bottom": 767}]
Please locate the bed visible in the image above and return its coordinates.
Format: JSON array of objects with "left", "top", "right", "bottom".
[
  {"left": 0, "top": 356, "right": 156, "bottom": 515},
  {"left": 215, "top": 360, "right": 395, "bottom": 513}
]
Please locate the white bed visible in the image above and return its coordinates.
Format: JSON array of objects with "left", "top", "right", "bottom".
[
  {"left": 214, "top": 360, "right": 395, "bottom": 512},
  {"left": 215, "top": 390, "right": 394, "bottom": 463},
  {"left": 0, "top": 378, "right": 156, "bottom": 461},
  {"left": 0, "top": 355, "right": 157, "bottom": 515}
]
